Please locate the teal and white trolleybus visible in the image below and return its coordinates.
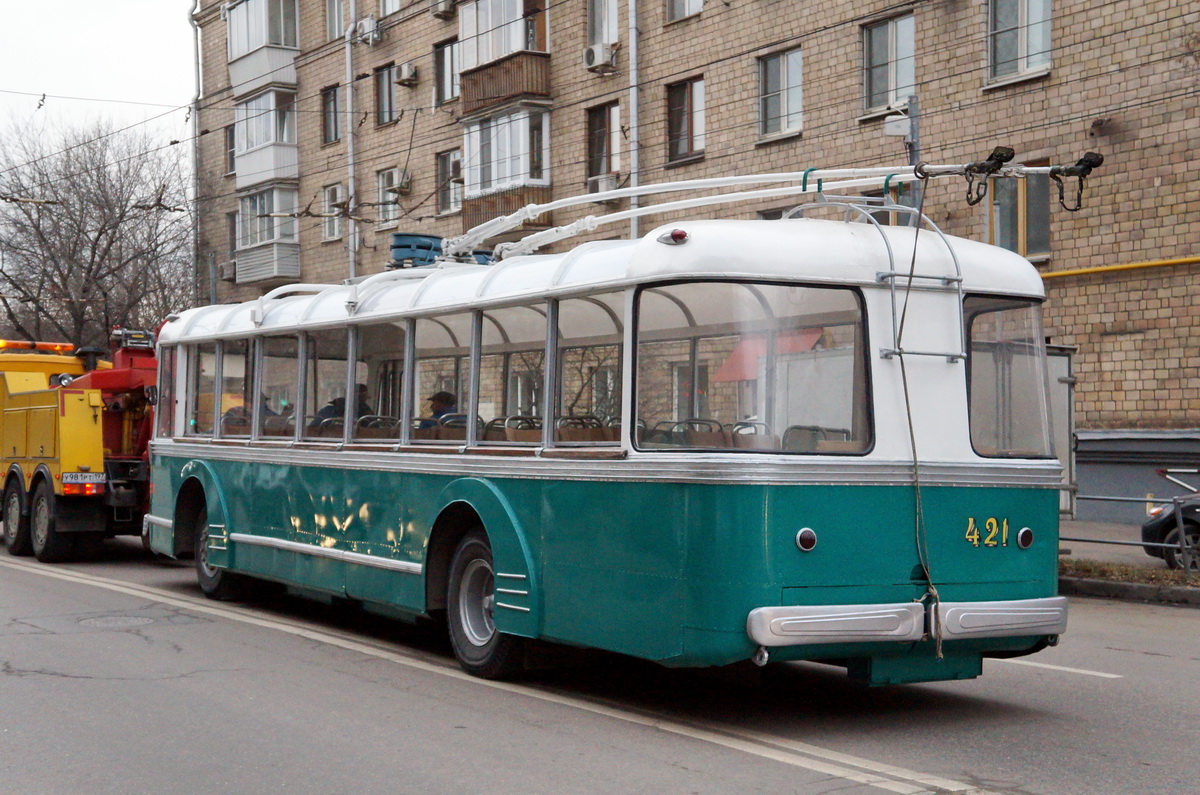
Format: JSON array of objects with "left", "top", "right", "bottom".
[{"left": 147, "top": 156, "right": 1099, "bottom": 684}]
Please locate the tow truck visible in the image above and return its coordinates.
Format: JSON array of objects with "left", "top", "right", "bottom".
[{"left": 0, "top": 329, "right": 156, "bottom": 562}]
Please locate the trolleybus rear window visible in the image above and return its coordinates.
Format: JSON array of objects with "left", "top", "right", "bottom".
[
  {"left": 634, "top": 281, "right": 871, "bottom": 453},
  {"left": 965, "top": 295, "right": 1053, "bottom": 458}
]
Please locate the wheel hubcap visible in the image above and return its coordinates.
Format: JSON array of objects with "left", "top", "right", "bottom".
[
  {"left": 32, "top": 498, "right": 48, "bottom": 548},
  {"left": 3, "top": 494, "right": 16, "bottom": 542},
  {"left": 458, "top": 558, "right": 495, "bottom": 647},
  {"left": 198, "top": 524, "right": 218, "bottom": 578}
]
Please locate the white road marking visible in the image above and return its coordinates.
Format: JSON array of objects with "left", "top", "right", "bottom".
[
  {"left": 0, "top": 558, "right": 990, "bottom": 794},
  {"left": 990, "top": 658, "right": 1122, "bottom": 679}
]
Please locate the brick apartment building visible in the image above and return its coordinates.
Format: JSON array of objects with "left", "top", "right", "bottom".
[{"left": 192, "top": 0, "right": 1199, "bottom": 516}]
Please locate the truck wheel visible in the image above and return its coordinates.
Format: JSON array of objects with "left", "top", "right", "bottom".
[
  {"left": 194, "top": 504, "right": 248, "bottom": 600},
  {"left": 447, "top": 528, "right": 525, "bottom": 679},
  {"left": 31, "top": 481, "right": 76, "bottom": 563},
  {"left": 3, "top": 482, "right": 32, "bottom": 557}
]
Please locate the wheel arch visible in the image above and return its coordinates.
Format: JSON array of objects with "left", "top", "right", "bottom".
[
  {"left": 172, "top": 460, "right": 232, "bottom": 559},
  {"left": 425, "top": 478, "right": 540, "bottom": 638}
]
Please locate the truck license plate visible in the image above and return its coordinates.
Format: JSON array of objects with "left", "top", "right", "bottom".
[{"left": 62, "top": 472, "right": 105, "bottom": 484}]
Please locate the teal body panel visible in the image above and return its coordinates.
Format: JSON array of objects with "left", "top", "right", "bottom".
[{"left": 150, "top": 452, "right": 1061, "bottom": 674}]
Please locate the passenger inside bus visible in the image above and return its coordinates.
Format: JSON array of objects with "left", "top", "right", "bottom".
[
  {"left": 309, "top": 383, "right": 372, "bottom": 428},
  {"left": 419, "top": 391, "right": 457, "bottom": 429}
]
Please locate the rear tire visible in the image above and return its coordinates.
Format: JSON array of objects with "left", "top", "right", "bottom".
[
  {"left": 1164, "top": 523, "right": 1200, "bottom": 570},
  {"left": 31, "top": 481, "right": 76, "bottom": 563},
  {"left": 194, "top": 504, "right": 248, "bottom": 600},
  {"left": 447, "top": 528, "right": 525, "bottom": 679},
  {"left": 3, "top": 481, "right": 32, "bottom": 557}
]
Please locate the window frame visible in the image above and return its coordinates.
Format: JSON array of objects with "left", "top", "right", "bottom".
[
  {"left": 862, "top": 14, "right": 914, "bottom": 112},
  {"left": 227, "top": 0, "right": 299, "bottom": 60},
  {"left": 666, "top": 0, "right": 702, "bottom": 23},
  {"left": 758, "top": 48, "right": 803, "bottom": 137},
  {"left": 462, "top": 108, "right": 550, "bottom": 197},
  {"left": 458, "top": 0, "right": 546, "bottom": 71},
  {"left": 238, "top": 186, "right": 297, "bottom": 249},
  {"left": 630, "top": 279, "right": 874, "bottom": 455},
  {"left": 326, "top": 0, "right": 344, "bottom": 41},
  {"left": 375, "top": 64, "right": 398, "bottom": 125},
  {"left": 434, "top": 39, "right": 461, "bottom": 105},
  {"left": 988, "top": 0, "right": 1052, "bottom": 82},
  {"left": 436, "top": 149, "right": 464, "bottom": 214},
  {"left": 225, "top": 125, "right": 237, "bottom": 174},
  {"left": 666, "top": 76, "right": 705, "bottom": 162},
  {"left": 321, "top": 85, "right": 342, "bottom": 145},
  {"left": 380, "top": 0, "right": 401, "bottom": 15},
  {"left": 586, "top": 102, "right": 621, "bottom": 178},
  {"left": 588, "top": 0, "right": 618, "bottom": 46},
  {"left": 987, "top": 160, "right": 1050, "bottom": 260},
  {"left": 234, "top": 89, "right": 296, "bottom": 153},
  {"left": 376, "top": 168, "right": 400, "bottom": 225},
  {"left": 323, "top": 184, "right": 345, "bottom": 241}
]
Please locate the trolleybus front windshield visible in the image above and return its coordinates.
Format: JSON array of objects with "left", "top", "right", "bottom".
[
  {"left": 964, "top": 295, "right": 1053, "bottom": 458},
  {"left": 634, "top": 281, "right": 871, "bottom": 453}
]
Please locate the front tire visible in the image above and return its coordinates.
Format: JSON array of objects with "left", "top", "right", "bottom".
[
  {"left": 194, "top": 504, "right": 249, "bottom": 600},
  {"left": 1164, "top": 523, "right": 1200, "bottom": 570},
  {"left": 447, "top": 528, "right": 525, "bottom": 679},
  {"left": 31, "top": 482, "right": 76, "bottom": 563},
  {"left": 3, "top": 481, "right": 32, "bottom": 557}
]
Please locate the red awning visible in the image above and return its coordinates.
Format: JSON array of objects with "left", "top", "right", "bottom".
[{"left": 711, "top": 329, "right": 824, "bottom": 382}]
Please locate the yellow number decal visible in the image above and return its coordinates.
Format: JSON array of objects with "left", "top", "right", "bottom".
[
  {"left": 984, "top": 518, "right": 999, "bottom": 547},
  {"left": 1002, "top": 518, "right": 1009, "bottom": 547},
  {"left": 965, "top": 517, "right": 980, "bottom": 547}
]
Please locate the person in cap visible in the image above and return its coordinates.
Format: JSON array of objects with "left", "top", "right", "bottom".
[{"left": 420, "top": 391, "right": 457, "bottom": 428}]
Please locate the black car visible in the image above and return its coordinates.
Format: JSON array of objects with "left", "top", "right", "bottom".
[{"left": 1142, "top": 500, "right": 1200, "bottom": 569}]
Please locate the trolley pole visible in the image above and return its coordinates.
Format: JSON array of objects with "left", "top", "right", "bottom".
[{"left": 907, "top": 94, "right": 921, "bottom": 221}]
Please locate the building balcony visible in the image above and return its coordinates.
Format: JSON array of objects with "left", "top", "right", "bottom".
[
  {"left": 235, "top": 242, "right": 300, "bottom": 284},
  {"left": 461, "top": 185, "right": 552, "bottom": 236},
  {"left": 234, "top": 143, "right": 298, "bottom": 190},
  {"left": 460, "top": 51, "right": 551, "bottom": 117},
  {"left": 229, "top": 45, "right": 297, "bottom": 98}
]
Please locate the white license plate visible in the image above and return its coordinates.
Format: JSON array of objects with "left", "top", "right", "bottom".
[{"left": 62, "top": 472, "right": 105, "bottom": 484}]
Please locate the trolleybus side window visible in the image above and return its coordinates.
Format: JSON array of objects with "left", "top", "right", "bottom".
[
  {"left": 156, "top": 345, "right": 176, "bottom": 438},
  {"left": 635, "top": 281, "right": 871, "bottom": 453},
  {"left": 258, "top": 335, "right": 300, "bottom": 438},
  {"left": 964, "top": 295, "right": 1053, "bottom": 458},
  {"left": 302, "top": 328, "right": 352, "bottom": 440},
  {"left": 219, "top": 339, "right": 255, "bottom": 438},
  {"left": 186, "top": 342, "right": 217, "bottom": 436},
  {"left": 556, "top": 291, "right": 624, "bottom": 444},
  {"left": 413, "top": 313, "right": 470, "bottom": 443},
  {"left": 351, "top": 321, "right": 407, "bottom": 442},
  {"left": 479, "top": 304, "right": 547, "bottom": 444}
]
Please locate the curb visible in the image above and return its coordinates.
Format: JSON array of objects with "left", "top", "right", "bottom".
[{"left": 1059, "top": 576, "right": 1200, "bottom": 608}]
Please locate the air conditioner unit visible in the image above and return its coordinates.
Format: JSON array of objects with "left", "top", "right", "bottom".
[
  {"left": 355, "top": 15, "right": 382, "bottom": 45},
  {"left": 587, "top": 173, "right": 620, "bottom": 202},
  {"left": 218, "top": 261, "right": 237, "bottom": 282},
  {"left": 395, "top": 170, "right": 413, "bottom": 195},
  {"left": 395, "top": 62, "right": 418, "bottom": 87},
  {"left": 431, "top": 0, "right": 456, "bottom": 19},
  {"left": 584, "top": 43, "right": 618, "bottom": 74}
]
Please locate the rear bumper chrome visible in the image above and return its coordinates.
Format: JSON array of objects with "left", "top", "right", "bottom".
[{"left": 746, "top": 596, "right": 1067, "bottom": 648}]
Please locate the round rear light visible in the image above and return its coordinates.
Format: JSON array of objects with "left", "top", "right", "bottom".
[
  {"left": 1017, "top": 527, "right": 1034, "bottom": 549},
  {"left": 795, "top": 527, "right": 817, "bottom": 552}
]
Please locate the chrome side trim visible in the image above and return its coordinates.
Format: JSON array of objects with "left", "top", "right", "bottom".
[
  {"left": 935, "top": 596, "right": 1068, "bottom": 639},
  {"left": 496, "top": 602, "right": 531, "bottom": 613},
  {"left": 496, "top": 587, "right": 529, "bottom": 596},
  {"left": 746, "top": 603, "right": 925, "bottom": 647},
  {"left": 228, "top": 532, "right": 423, "bottom": 575},
  {"left": 142, "top": 514, "right": 173, "bottom": 531},
  {"left": 151, "top": 440, "right": 1063, "bottom": 488}
]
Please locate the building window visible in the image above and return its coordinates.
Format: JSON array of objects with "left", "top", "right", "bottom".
[
  {"left": 322, "top": 86, "right": 341, "bottom": 144},
  {"left": 989, "top": 162, "right": 1049, "bottom": 259},
  {"left": 863, "top": 15, "right": 914, "bottom": 111},
  {"left": 225, "top": 125, "right": 236, "bottom": 173},
  {"left": 586, "top": 102, "right": 620, "bottom": 178},
  {"left": 588, "top": 0, "right": 617, "bottom": 45},
  {"left": 375, "top": 64, "right": 398, "bottom": 125},
  {"left": 234, "top": 90, "right": 295, "bottom": 152},
  {"left": 666, "top": 77, "right": 704, "bottom": 161},
  {"left": 226, "top": 212, "right": 239, "bottom": 261},
  {"left": 459, "top": 0, "right": 546, "bottom": 70},
  {"left": 463, "top": 109, "right": 550, "bottom": 197},
  {"left": 377, "top": 169, "right": 400, "bottom": 224},
  {"left": 437, "top": 150, "right": 463, "bottom": 213},
  {"left": 759, "top": 48, "right": 802, "bottom": 136},
  {"left": 667, "top": 0, "right": 701, "bottom": 22},
  {"left": 238, "top": 187, "right": 297, "bottom": 248},
  {"left": 989, "top": 0, "right": 1051, "bottom": 80},
  {"left": 435, "top": 39, "right": 460, "bottom": 105},
  {"left": 323, "top": 184, "right": 344, "bottom": 240},
  {"left": 326, "top": 0, "right": 344, "bottom": 41},
  {"left": 227, "top": 0, "right": 298, "bottom": 60},
  {"left": 380, "top": 0, "right": 400, "bottom": 15}
]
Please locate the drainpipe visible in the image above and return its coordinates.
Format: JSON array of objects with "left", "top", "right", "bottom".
[
  {"left": 190, "top": 1, "right": 208, "bottom": 304},
  {"left": 626, "top": 0, "right": 639, "bottom": 240},
  {"left": 344, "top": 0, "right": 359, "bottom": 279}
]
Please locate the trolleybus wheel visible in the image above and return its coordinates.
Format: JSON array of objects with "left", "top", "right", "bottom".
[
  {"left": 3, "top": 482, "right": 32, "bottom": 557},
  {"left": 1164, "top": 523, "right": 1200, "bottom": 570},
  {"left": 194, "top": 504, "right": 248, "bottom": 600},
  {"left": 31, "top": 481, "right": 76, "bottom": 563},
  {"left": 447, "top": 528, "right": 525, "bottom": 679}
]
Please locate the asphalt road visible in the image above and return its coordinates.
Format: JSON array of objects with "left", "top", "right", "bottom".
[{"left": 1, "top": 539, "right": 1195, "bottom": 795}]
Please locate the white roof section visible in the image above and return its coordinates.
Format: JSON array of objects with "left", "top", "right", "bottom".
[{"left": 162, "top": 218, "right": 1044, "bottom": 344}]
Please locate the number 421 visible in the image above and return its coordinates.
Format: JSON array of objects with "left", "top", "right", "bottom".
[{"left": 965, "top": 517, "right": 1009, "bottom": 547}]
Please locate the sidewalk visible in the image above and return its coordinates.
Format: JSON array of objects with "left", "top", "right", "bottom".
[{"left": 1057, "top": 518, "right": 1200, "bottom": 607}]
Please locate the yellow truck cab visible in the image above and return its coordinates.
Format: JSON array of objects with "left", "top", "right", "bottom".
[{"left": 0, "top": 340, "right": 114, "bottom": 561}]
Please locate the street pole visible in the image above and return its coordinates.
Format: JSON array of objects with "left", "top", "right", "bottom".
[{"left": 907, "top": 94, "right": 921, "bottom": 223}]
